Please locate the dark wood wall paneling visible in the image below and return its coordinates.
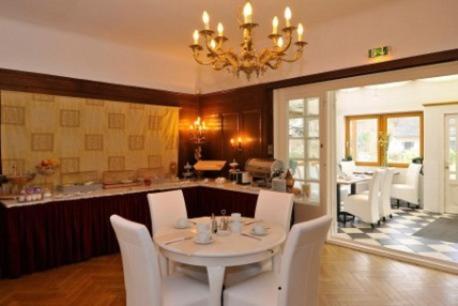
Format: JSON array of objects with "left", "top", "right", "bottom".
[
  {"left": 198, "top": 86, "right": 273, "bottom": 170},
  {"left": 0, "top": 69, "right": 199, "bottom": 174},
  {"left": 1, "top": 49, "right": 457, "bottom": 174}
]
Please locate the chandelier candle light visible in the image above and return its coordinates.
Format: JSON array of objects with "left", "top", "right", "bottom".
[{"left": 190, "top": 1, "right": 307, "bottom": 79}]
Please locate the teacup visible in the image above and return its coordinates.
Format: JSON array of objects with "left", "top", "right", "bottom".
[
  {"left": 176, "top": 217, "right": 189, "bottom": 228},
  {"left": 195, "top": 231, "right": 212, "bottom": 243},
  {"left": 230, "top": 221, "right": 242, "bottom": 233},
  {"left": 231, "top": 212, "right": 242, "bottom": 222},
  {"left": 253, "top": 224, "right": 267, "bottom": 235},
  {"left": 196, "top": 223, "right": 210, "bottom": 233}
]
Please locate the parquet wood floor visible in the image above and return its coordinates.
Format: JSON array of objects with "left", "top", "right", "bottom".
[{"left": 0, "top": 244, "right": 457, "bottom": 306}]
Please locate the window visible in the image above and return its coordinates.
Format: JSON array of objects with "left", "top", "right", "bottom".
[
  {"left": 345, "top": 112, "right": 423, "bottom": 167},
  {"left": 288, "top": 97, "right": 320, "bottom": 202}
]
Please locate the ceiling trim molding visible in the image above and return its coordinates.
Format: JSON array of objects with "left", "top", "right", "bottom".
[{"left": 0, "top": 68, "right": 198, "bottom": 108}]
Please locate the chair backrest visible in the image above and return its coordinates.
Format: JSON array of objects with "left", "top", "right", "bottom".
[
  {"left": 110, "top": 215, "right": 162, "bottom": 306},
  {"left": 340, "top": 161, "right": 355, "bottom": 177},
  {"left": 255, "top": 189, "right": 294, "bottom": 232},
  {"left": 367, "top": 170, "right": 384, "bottom": 222},
  {"left": 277, "top": 216, "right": 332, "bottom": 306},
  {"left": 147, "top": 190, "right": 187, "bottom": 234},
  {"left": 380, "top": 169, "right": 395, "bottom": 217},
  {"left": 405, "top": 163, "right": 422, "bottom": 188}
]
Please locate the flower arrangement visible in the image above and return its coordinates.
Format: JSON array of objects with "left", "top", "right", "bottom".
[{"left": 36, "top": 159, "right": 60, "bottom": 176}]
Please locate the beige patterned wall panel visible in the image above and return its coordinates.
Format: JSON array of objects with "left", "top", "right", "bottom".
[
  {"left": 108, "top": 113, "right": 125, "bottom": 129},
  {"left": 60, "top": 110, "right": 80, "bottom": 127},
  {"left": 85, "top": 134, "right": 104, "bottom": 151},
  {"left": 1, "top": 106, "right": 25, "bottom": 125},
  {"left": 1, "top": 90, "right": 179, "bottom": 186},
  {"left": 31, "top": 133, "right": 54, "bottom": 152}
]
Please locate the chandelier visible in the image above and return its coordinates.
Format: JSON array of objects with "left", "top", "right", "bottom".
[{"left": 189, "top": 1, "right": 307, "bottom": 80}]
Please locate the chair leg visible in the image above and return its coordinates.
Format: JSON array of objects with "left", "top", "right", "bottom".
[
  {"left": 382, "top": 216, "right": 386, "bottom": 222},
  {"left": 370, "top": 223, "right": 375, "bottom": 229},
  {"left": 377, "top": 220, "right": 381, "bottom": 226},
  {"left": 389, "top": 214, "right": 393, "bottom": 219},
  {"left": 396, "top": 199, "right": 400, "bottom": 209}
]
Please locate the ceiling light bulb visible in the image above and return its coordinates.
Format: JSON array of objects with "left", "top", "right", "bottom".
[
  {"left": 284, "top": 7, "right": 292, "bottom": 27},
  {"left": 217, "top": 22, "right": 224, "bottom": 36},
  {"left": 272, "top": 16, "right": 279, "bottom": 34},
  {"left": 277, "top": 37, "right": 284, "bottom": 48},
  {"left": 202, "top": 11, "right": 210, "bottom": 29},
  {"left": 193, "top": 30, "right": 200, "bottom": 44},
  {"left": 243, "top": 2, "right": 253, "bottom": 23},
  {"left": 297, "top": 23, "right": 304, "bottom": 41}
]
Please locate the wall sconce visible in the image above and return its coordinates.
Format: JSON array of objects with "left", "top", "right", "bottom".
[
  {"left": 189, "top": 116, "right": 207, "bottom": 161},
  {"left": 230, "top": 136, "right": 244, "bottom": 153}
]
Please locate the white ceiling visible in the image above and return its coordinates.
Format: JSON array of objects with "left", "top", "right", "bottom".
[{"left": 0, "top": 0, "right": 395, "bottom": 59}]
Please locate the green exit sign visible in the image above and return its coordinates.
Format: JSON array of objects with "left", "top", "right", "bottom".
[{"left": 368, "top": 46, "right": 390, "bottom": 58}]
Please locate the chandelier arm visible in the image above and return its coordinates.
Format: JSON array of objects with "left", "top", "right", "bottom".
[
  {"left": 280, "top": 48, "right": 305, "bottom": 63},
  {"left": 192, "top": 50, "right": 218, "bottom": 66}
]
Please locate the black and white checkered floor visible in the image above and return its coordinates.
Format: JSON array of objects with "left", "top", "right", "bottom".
[{"left": 336, "top": 208, "right": 458, "bottom": 263}]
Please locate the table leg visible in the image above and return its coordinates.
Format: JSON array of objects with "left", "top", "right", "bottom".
[
  {"left": 207, "top": 266, "right": 225, "bottom": 306},
  {"left": 336, "top": 183, "right": 342, "bottom": 218},
  {"left": 350, "top": 183, "right": 357, "bottom": 195}
]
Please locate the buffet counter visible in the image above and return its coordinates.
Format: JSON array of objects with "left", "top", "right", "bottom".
[{"left": 0, "top": 180, "right": 309, "bottom": 278}]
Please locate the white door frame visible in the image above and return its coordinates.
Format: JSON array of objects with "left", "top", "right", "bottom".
[
  {"left": 444, "top": 113, "right": 458, "bottom": 214},
  {"left": 273, "top": 61, "right": 458, "bottom": 273}
]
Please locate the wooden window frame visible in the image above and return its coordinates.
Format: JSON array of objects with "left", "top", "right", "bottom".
[{"left": 345, "top": 111, "right": 424, "bottom": 168}]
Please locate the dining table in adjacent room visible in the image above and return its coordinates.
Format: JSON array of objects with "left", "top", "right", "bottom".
[{"left": 154, "top": 217, "right": 287, "bottom": 306}]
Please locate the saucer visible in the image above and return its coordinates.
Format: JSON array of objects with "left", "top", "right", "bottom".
[
  {"left": 217, "top": 229, "right": 231, "bottom": 236},
  {"left": 174, "top": 223, "right": 190, "bottom": 229},
  {"left": 193, "top": 237, "right": 214, "bottom": 245},
  {"left": 251, "top": 228, "right": 268, "bottom": 236}
]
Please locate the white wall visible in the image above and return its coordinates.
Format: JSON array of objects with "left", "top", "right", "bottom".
[
  {"left": 0, "top": 17, "right": 198, "bottom": 94},
  {"left": 197, "top": 0, "right": 458, "bottom": 93}
]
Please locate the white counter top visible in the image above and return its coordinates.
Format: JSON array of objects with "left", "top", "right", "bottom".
[{"left": 1, "top": 179, "right": 312, "bottom": 208}]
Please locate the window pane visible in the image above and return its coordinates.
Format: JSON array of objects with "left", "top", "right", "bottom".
[
  {"left": 349, "top": 118, "right": 378, "bottom": 163},
  {"left": 289, "top": 99, "right": 304, "bottom": 115},
  {"left": 306, "top": 118, "right": 319, "bottom": 138},
  {"left": 289, "top": 118, "right": 304, "bottom": 137},
  {"left": 290, "top": 159, "right": 305, "bottom": 180},
  {"left": 387, "top": 116, "right": 421, "bottom": 164},
  {"left": 306, "top": 98, "right": 319, "bottom": 115},
  {"left": 289, "top": 139, "right": 304, "bottom": 159},
  {"left": 307, "top": 139, "right": 320, "bottom": 159},
  {"left": 306, "top": 161, "right": 320, "bottom": 180}
]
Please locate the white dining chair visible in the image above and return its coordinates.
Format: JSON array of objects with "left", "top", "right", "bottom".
[
  {"left": 224, "top": 216, "right": 332, "bottom": 306},
  {"left": 255, "top": 190, "right": 294, "bottom": 231},
  {"left": 224, "top": 190, "right": 294, "bottom": 285},
  {"left": 340, "top": 160, "right": 356, "bottom": 177},
  {"left": 110, "top": 215, "right": 210, "bottom": 306},
  {"left": 391, "top": 163, "right": 422, "bottom": 208},
  {"left": 147, "top": 190, "right": 188, "bottom": 233},
  {"left": 343, "top": 170, "right": 384, "bottom": 228},
  {"left": 380, "top": 169, "right": 395, "bottom": 221},
  {"left": 147, "top": 190, "right": 207, "bottom": 281}
]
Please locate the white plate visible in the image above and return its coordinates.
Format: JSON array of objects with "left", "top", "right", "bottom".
[
  {"left": 174, "top": 223, "right": 191, "bottom": 229},
  {"left": 251, "top": 228, "right": 268, "bottom": 236},
  {"left": 194, "top": 237, "right": 214, "bottom": 245}
]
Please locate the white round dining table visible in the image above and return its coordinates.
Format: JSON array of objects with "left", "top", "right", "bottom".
[{"left": 154, "top": 217, "right": 287, "bottom": 306}]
